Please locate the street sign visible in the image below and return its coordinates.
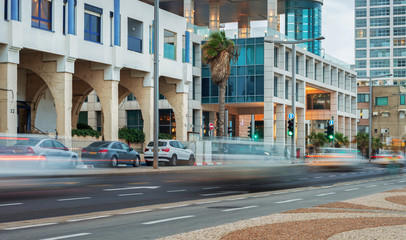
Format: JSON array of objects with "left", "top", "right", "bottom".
[
  {"left": 288, "top": 113, "right": 294, "bottom": 119},
  {"left": 329, "top": 120, "right": 334, "bottom": 125},
  {"left": 209, "top": 123, "right": 214, "bottom": 130}
]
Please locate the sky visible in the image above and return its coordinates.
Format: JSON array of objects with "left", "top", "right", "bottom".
[{"left": 322, "top": 0, "right": 355, "bottom": 65}]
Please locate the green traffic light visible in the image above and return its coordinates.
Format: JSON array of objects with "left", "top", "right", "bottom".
[
  {"left": 254, "top": 134, "right": 258, "bottom": 139},
  {"left": 329, "top": 135, "right": 334, "bottom": 140},
  {"left": 288, "top": 131, "right": 293, "bottom": 136}
]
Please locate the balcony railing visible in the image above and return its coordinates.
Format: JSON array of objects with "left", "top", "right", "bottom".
[
  {"left": 128, "top": 36, "right": 142, "bottom": 53},
  {"left": 164, "top": 43, "right": 176, "bottom": 60}
]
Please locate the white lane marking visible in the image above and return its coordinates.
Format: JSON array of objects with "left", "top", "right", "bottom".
[
  {"left": 195, "top": 200, "right": 221, "bottom": 205},
  {"left": 119, "top": 209, "right": 151, "bottom": 215},
  {"left": 328, "top": 175, "right": 336, "bottom": 178},
  {"left": 226, "top": 197, "right": 247, "bottom": 201},
  {"left": 166, "top": 189, "right": 186, "bottom": 193},
  {"left": 5, "top": 222, "right": 57, "bottom": 230},
  {"left": 314, "top": 176, "right": 323, "bottom": 179},
  {"left": 0, "top": 203, "right": 22, "bottom": 207},
  {"left": 160, "top": 204, "right": 190, "bottom": 209},
  {"left": 202, "top": 187, "right": 221, "bottom": 190},
  {"left": 222, "top": 205, "right": 258, "bottom": 212},
  {"left": 142, "top": 215, "right": 195, "bottom": 225},
  {"left": 41, "top": 233, "right": 91, "bottom": 240},
  {"left": 57, "top": 197, "right": 91, "bottom": 202},
  {"left": 273, "top": 191, "right": 288, "bottom": 195},
  {"left": 118, "top": 193, "right": 144, "bottom": 197},
  {"left": 252, "top": 194, "right": 271, "bottom": 198},
  {"left": 200, "top": 191, "right": 246, "bottom": 197},
  {"left": 103, "top": 186, "right": 160, "bottom": 191},
  {"left": 344, "top": 188, "right": 359, "bottom": 192},
  {"left": 366, "top": 185, "right": 377, "bottom": 188},
  {"left": 67, "top": 215, "right": 111, "bottom": 222},
  {"left": 316, "top": 192, "right": 336, "bottom": 197},
  {"left": 299, "top": 178, "right": 309, "bottom": 180},
  {"left": 383, "top": 183, "right": 392, "bottom": 186},
  {"left": 275, "top": 198, "right": 303, "bottom": 204},
  {"left": 398, "top": 180, "right": 406, "bottom": 183},
  {"left": 341, "top": 174, "right": 347, "bottom": 176}
]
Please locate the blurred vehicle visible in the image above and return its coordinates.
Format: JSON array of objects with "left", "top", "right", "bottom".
[
  {"left": 11, "top": 138, "right": 78, "bottom": 168},
  {"left": 371, "top": 150, "right": 405, "bottom": 168},
  {"left": 81, "top": 141, "right": 140, "bottom": 167},
  {"left": 305, "top": 148, "right": 362, "bottom": 170},
  {"left": 144, "top": 140, "right": 195, "bottom": 166}
]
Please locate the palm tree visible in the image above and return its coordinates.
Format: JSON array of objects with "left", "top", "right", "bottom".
[
  {"left": 334, "top": 132, "right": 350, "bottom": 148},
  {"left": 307, "top": 132, "right": 328, "bottom": 152},
  {"left": 372, "top": 137, "right": 383, "bottom": 155},
  {"left": 353, "top": 132, "right": 369, "bottom": 157},
  {"left": 202, "top": 31, "right": 239, "bottom": 136}
]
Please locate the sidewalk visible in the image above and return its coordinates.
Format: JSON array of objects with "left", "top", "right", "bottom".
[{"left": 159, "top": 187, "right": 406, "bottom": 240}]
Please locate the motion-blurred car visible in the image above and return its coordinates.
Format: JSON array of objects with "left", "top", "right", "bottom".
[
  {"left": 81, "top": 141, "right": 141, "bottom": 167},
  {"left": 11, "top": 138, "right": 78, "bottom": 168},
  {"left": 305, "top": 148, "right": 362, "bottom": 170},
  {"left": 371, "top": 150, "right": 405, "bottom": 168},
  {"left": 144, "top": 140, "right": 195, "bottom": 166}
]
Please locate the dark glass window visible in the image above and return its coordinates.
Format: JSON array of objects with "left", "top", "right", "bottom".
[
  {"left": 128, "top": 18, "right": 143, "bottom": 53},
  {"left": 357, "top": 93, "right": 370, "bottom": 103},
  {"left": 307, "top": 93, "right": 331, "bottom": 110},
  {"left": 159, "top": 109, "right": 176, "bottom": 138},
  {"left": 84, "top": 4, "right": 102, "bottom": 43},
  {"left": 32, "top": 0, "right": 52, "bottom": 30},
  {"left": 375, "top": 97, "right": 388, "bottom": 106},
  {"left": 274, "top": 77, "right": 278, "bottom": 97},
  {"left": 401, "top": 95, "right": 406, "bottom": 105},
  {"left": 78, "top": 111, "right": 88, "bottom": 125},
  {"left": 127, "top": 110, "right": 143, "bottom": 130}
]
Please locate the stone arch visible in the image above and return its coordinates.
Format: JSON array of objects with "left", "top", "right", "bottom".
[{"left": 72, "top": 77, "right": 93, "bottom": 129}]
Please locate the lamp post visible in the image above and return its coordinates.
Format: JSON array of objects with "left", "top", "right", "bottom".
[
  {"left": 360, "top": 74, "right": 392, "bottom": 162},
  {"left": 264, "top": 36, "right": 325, "bottom": 160},
  {"left": 153, "top": 0, "right": 160, "bottom": 169}
]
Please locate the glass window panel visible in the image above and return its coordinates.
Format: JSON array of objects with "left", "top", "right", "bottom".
[
  {"left": 255, "top": 44, "right": 264, "bottom": 65},
  {"left": 237, "top": 76, "right": 245, "bottom": 96},
  {"left": 246, "top": 45, "right": 255, "bottom": 65},
  {"left": 375, "top": 97, "right": 388, "bottom": 106},
  {"left": 237, "top": 66, "right": 245, "bottom": 75},
  {"left": 227, "top": 77, "right": 236, "bottom": 96},
  {"left": 237, "top": 46, "right": 246, "bottom": 66},
  {"left": 202, "top": 78, "right": 210, "bottom": 97},
  {"left": 246, "top": 76, "right": 255, "bottom": 95},
  {"left": 256, "top": 76, "right": 264, "bottom": 96},
  {"left": 211, "top": 82, "right": 218, "bottom": 96}
]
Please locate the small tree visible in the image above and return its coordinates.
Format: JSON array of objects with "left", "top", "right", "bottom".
[
  {"left": 353, "top": 132, "right": 369, "bottom": 157},
  {"left": 307, "top": 132, "right": 328, "bottom": 153},
  {"left": 372, "top": 137, "right": 383, "bottom": 155},
  {"left": 118, "top": 127, "right": 145, "bottom": 146},
  {"left": 334, "top": 132, "right": 350, "bottom": 148}
]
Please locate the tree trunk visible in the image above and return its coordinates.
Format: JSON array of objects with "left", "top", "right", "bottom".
[{"left": 218, "top": 81, "right": 227, "bottom": 137}]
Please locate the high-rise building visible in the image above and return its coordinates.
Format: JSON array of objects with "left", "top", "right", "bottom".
[{"left": 355, "top": 0, "right": 406, "bottom": 85}]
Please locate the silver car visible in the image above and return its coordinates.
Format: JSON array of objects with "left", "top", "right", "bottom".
[
  {"left": 11, "top": 138, "right": 79, "bottom": 168},
  {"left": 144, "top": 140, "right": 195, "bottom": 166}
]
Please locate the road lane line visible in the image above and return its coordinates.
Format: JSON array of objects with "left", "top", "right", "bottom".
[
  {"left": 314, "top": 176, "right": 323, "bottom": 179},
  {"left": 0, "top": 203, "right": 22, "bottom": 207},
  {"left": 57, "top": 197, "right": 91, "bottom": 202},
  {"left": 160, "top": 204, "right": 190, "bottom": 209},
  {"left": 316, "top": 192, "right": 336, "bottom": 197},
  {"left": 341, "top": 174, "right": 347, "bottom": 176},
  {"left": 103, "top": 186, "right": 160, "bottom": 191},
  {"left": 252, "top": 194, "right": 271, "bottom": 198},
  {"left": 398, "top": 180, "right": 406, "bottom": 183},
  {"left": 202, "top": 187, "right": 221, "bottom": 190},
  {"left": 298, "top": 178, "right": 309, "bottom": 180},
  {"left": 166, "top": 189, "right": 186, "bottom": 193},
  {"left": 67, "top": 215, "right": 110, "bottom": 222},
  {"left": 41, "top": 233, "right": 91, "bottom": 240},
  {"left": 273, "top": 191, "right": 288, "bottom": 195},
  {"left": 344, "top": 188, "right": 359, "bottom": 192},
  {"left": 226, "top": 197, "right": 247, "bottom": 201},
  {"left": 5, "top": 222, "right": 57, "bottom": 230},
  {"left": 142, "top": 215, "right": 195, "bottom": 225},
  {"left": 328, "top": 175, "right": 336, "bottom": 177},
  {"left": 275, "top": 199, "right": 303, "bottom": 204},
  {"left": 119, "top": 209, "right": 151, "bottom": 215},
  {"left": 222, "top": 205, "right": 258, "bottom": 212},
  {"left": 200, "top": 191, "right": 246, "bottom": 197},
  {"left": 195, "top": 200, "right": 220, "bottom": 205},
  {"left": 366, "top": 185, "right": 377, "bottom": 188},
  {"left": 118, "top": 193, "right": 144, "bottom": 197}
]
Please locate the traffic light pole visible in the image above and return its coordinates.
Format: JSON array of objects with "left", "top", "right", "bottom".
[
  {"left": 291, "top": 44, "right": 296, "bottom": 160},
  {"left": 251, "top": 114, "right": 255, "bottom": 140}
]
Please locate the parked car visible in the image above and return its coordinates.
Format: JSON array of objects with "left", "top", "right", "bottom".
[
  {"left": 81, "top": 141, "right": 140, "bottom": 167},
  {"left": 144, "top": 140, "right": 195, "bottom": 166},
  {"left": 11, "top": 138, "right": 78, "bottom": 168},
  {"left": 371, "top": 150, "right": 405, "bottom": 168}
]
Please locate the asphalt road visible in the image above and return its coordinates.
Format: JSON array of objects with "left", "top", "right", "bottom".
[{"left": 0, "top": 164, "right": 404, "bottom": 239}]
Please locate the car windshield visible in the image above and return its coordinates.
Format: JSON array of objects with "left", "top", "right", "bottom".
[
  {"left": 14, "top": 139, "right": 41, "bottom": 146},
  {"left": 87, "top": 142, "right": 111, "bottom": 148},
  {"left": 147, "top": 141, "right": 167, "bottom": 147}
]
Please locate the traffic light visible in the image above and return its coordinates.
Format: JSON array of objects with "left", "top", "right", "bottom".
[
  {"left": 287, "top": 120, "right": 294, "bottom": 137},
  {"left": 248, "top": 122, "right": 252, "bottom": 138},
  {"left": 327, "top": 124, "right": 334, "bottom": 140}
]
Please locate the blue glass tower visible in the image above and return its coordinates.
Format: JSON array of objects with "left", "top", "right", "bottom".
[{"left": 285, "top": 0, "right": 322, "bottom": 55}]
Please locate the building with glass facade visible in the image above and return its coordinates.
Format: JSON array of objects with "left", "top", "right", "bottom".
[{"left": 355, "top": 0, "right": 406, "bottom": 85}]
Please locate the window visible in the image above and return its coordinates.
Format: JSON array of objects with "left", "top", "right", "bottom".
[
  {"left": 355, "top": 0, "right": 366, "bottom": 7},
  {"left": 370, "top": 18, "right": 390, "bottom": 27},
  {"left": 78, "top": 111, "right": 88, "bottom": 125},
  {"left": 370, "top": 59, "right": 390, "bottom": 68},
  {"left": 285, "top": 80, "right": 289, "bottom": 99},
  {"left": 296, "top": 56, "right": 299, "bottom": 74},
  {"left": 4, "top": 0, "right": 7, "bottom": 20},
  {"left": 356, "top": 50, "right": 367, "bottom": 58},
  {"left": 394, "top": 37, "right": 406, "bottom": 46},
  {"left": 307, "top": 93, "right": 331, "bottom": 110},
  {"left": 370, "top": 0, "right": 390, "bottom": 6},
  {"left": 370, "top": 7, "right": 390, "bottom": 16},
  {"left": 40, "top": 140, "right": 53, "bottom": 148},
  {"left": 285, "top": 51, "right": 289, "bottom": 71},
  {"left": 357, "top": 70, "right": 367, "bottom": 77},
  {"left": 358, "top": 93, "right": 370, "bottom": 102},
  {"left": 32, "top": 0, "right": 52, "bottom": 30},
  {"left": 358, "top": 109, "right": 369, "bottom": 119},
  {"left": 401, "top": 95, "right": 406, "bottom": 105},
  {"left": 127, "top": 93, "right": 136, "bottom": 101},
  {"left": 355, "top": 9, "right": 367, "bottom": 17},
  {"left": 394, "top": 69, "right": 406, "bottom": 77},
  {"left": 355, "top": 19, "right": 367, "bottom": 28},
  {"left": 96, "top": 111, "right": 101, "bottom": 132},
  {"left": 356, "top": 29, "right": 367, "bottom": 38},
  {"left": 394, "top": 0, "right": 406, "bottom": 4},
  {"left": 394, "top": 27, "right": 406, "bottom": 36},
  {"left": 394, "top": 6, "right": 406, "bottom": 15},
  {"left": 370, "top": 38, "right": 390, "bottom": 47},
  {"left": 370, "top": 49, "right": 390, "bottom": 58},
  {"left": 112, "top": 143, "right": 123, "bottom": 150},
  {"left": 274, "top": 76, "right": 278, "bottom": 97},
  {"left": 370, "top": 28, "right": 390, "bottom": 37},
  {"left": 370, "top": 69, "right": 390, "bottom": 76},
  {"left": 305, "top": 59, "right": 310, "bottom": 77},
  {"left": 274, "top": 47, "right": 278, "bottom": 67},
  {"left": 394, "top": 17, "right": 406, "bottom": 26},
  {"left": 375, "top": 97, "right": 388, "bottom": 106},
  {"left": 394, "top": 58, "right": 406, "bottom": 67},
  {"left": 355, "top": 39, "right": 367, "bottom": 48},
  {"left": 164, "top": 30, "right": 176, "bottom": 60},
  {"left": 84, "top": 4, "right": 102, "bottom": 43},
  {"left": 128, "top": 18, "right": 143, "bottom": 53},
  {"left": 355, "top": 60, "right": 367, "bottom": 69},
  {"left": 127, "top": 110, "right": 143, "bottom": 130}
]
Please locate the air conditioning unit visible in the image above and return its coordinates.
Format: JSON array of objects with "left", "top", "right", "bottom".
[
  {"left": 381, "top": 129, "right": 389, "bottom": 134},
  {"left": 373, "top": 112, "right": 378, "bottom": 116}
]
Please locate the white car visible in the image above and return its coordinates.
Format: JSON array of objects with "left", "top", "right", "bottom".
[{"left": 144, "top": 140, "right": 195, "bottom": 166}]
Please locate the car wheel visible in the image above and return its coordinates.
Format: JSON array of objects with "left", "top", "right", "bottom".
[
  {"left": 111, "top": 156, "right": 118, "bottom": 167},
  {"left": 170, "top": 155, "right": 177, "bottom": 166},
  {"left": 70, "top": 156, "right": 78, "bottom": 169},
  {"left": 133, "top": 156, "right": 140, "bottom": 167},
  {"left": 146, "top": 161, "right": 153, "bottom": 166},
  {"left": 188, "top": 155, "right": 195, "bottom": 166}
]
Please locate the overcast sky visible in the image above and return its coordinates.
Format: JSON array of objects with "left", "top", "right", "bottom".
[{"left": 322, "top": 0, "right": 355, "bottom": 64}]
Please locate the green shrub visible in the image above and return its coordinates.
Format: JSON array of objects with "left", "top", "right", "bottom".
[
  {"left": 72, "top": 128, "right": 100, "bottom": 138},
  {"left": 159, "top": 133, "right": 172, "bottom": 139},
  {"left": 77, "top": 123, "right": 93, "bottom": 130},
  {"left": 118, "top": 127, "right": 145, "bottom": 144}
]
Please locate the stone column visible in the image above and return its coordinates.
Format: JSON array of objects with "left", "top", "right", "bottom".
[
  {"left": 238, "top": 15, "right": 250, "bottom": 38},
  {"left": 338, "top": 116, "right": 344, "bottom": 135},
  {"left": 267, "top": 0, "right": 278, "bottom": 31},
  {"left": 275, "top": 104, "right": 285, "bottom": 144},
  {"left": 345, "top": 117, "right": 351, "bottom": 139},
  {"left": 351, "top": 118, "right": 357, "bottom": 148},
  {"left": 173, "top": 93, "right": 188, "bottom": 142},
  {"left": 209, "top": 1, "right": 220, "bottom": 31},
  {"left": 0, "top": 63, "right": 18, "bottom": 134},
  {"left": 184, "top": 0, "right": 195, "bottom": 25},
  {"left": 297, "top": 108, "right": 305, "bottom": 157},
  {"left": 99, "top": 80, "right": 119, "bottom": 141},
  {"left": 51, "top": 72, "right": 73, "bottom": 141}
]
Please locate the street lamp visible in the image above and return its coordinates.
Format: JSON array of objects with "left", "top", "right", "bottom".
[
  {"left": 153, "top": 0, "right": 160, "bottom": 169},
  {"left": 264, "top": 36, "right": 325, "bottom": 160},
  {"left": 359, "top": 74, "right": 392, "bottom": 162}
]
